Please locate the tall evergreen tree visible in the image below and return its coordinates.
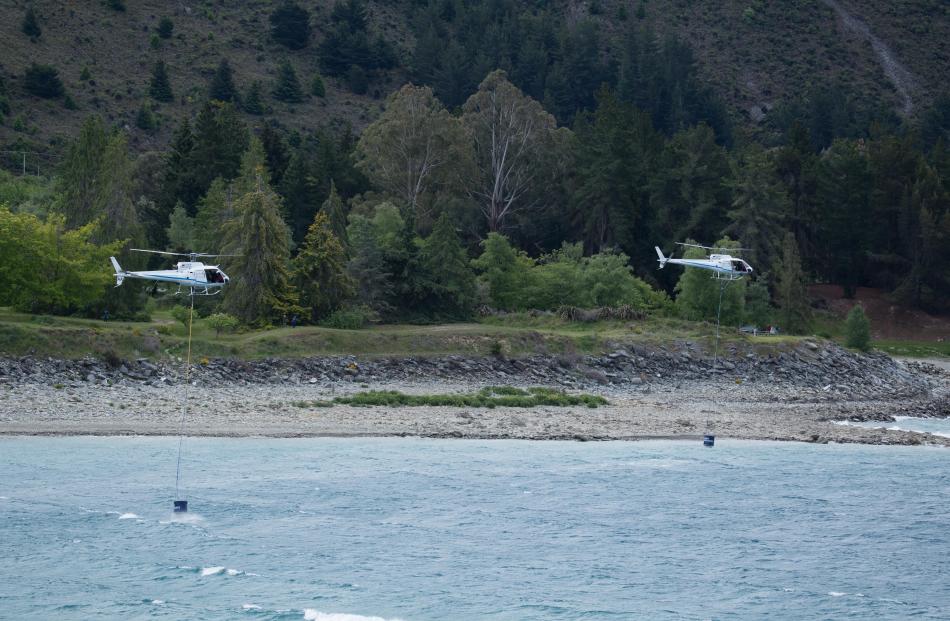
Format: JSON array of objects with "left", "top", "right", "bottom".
[
  {"left": 149, "top": 60, "right": 174, "bottom": 102},
  {"left": 816, "top": 139, "right": 871, "bottom": 297},
  {"left": 209, "top": 59, "right": 240, "bottom": 103},
  {"left": 193, "top": 177, "right": 234, "bottom": 251},
  {"left": 416, "top": 213, "right": 476, "bottom": 317},
  {"left": 572, "top": 90, "right": 659, "bottom": 256},
  {"left": 724, "top": 147, "right": 790, "bottom": 273},
  {"left": 190, "top": 101, "right": 249, "bottom": 199},
  {"left": 773, "top": 232, "right": 811, "bottom": 333},
  {"left": 346, "top": 214, "right": 394, "bottom": 315},
  {"left": 260, "top": 122, "right": 290, "bottom": 186},
  {"left": 279, "top": 150, "right": 316, "bottom": 243},
  {"left": 320, "top": 181, "right": 349, "bottom": 246},
  {"left": 273, "top": 59, "right": 305, "bottom": 103},
  {"left": 158, "top": 119, "right": 199, "bottom": 222},
  {"left": 221, "top": 186, "right": 298, "bottom": 326},
  {"left": 294, "top": 211, "right": 354, "bottom": 322},
  {"left": 58, "top": 116, "right": 108, "bottom": 229},
  {"left": 166, "top": 201, "right": 195, "bottom": 252},
  {"left": 649, "top": 124, "right": 732, "bottom": 247}
]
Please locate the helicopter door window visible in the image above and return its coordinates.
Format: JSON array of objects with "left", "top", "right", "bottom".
[
  {"left": 205, "top": 269, "right": 223, "bottom": 283},
  {"left": 732, "top": 260, "right": 743, "bottom": 271}
]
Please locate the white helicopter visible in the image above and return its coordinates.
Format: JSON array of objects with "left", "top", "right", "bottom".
[
  {"left": 110, "top": 249, "right": 232, "bottom": 295},
  {"left": 655, "top": 243, "right": 754, "bottom": 281}
]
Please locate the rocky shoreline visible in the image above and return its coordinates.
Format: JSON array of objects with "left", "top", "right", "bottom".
[{"left": 1, "top": 340, "right": 948, "bottom": 445}]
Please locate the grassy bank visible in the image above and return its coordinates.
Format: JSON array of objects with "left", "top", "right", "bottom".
[{"left": 10, "top": 307, "right": 939, "bottom": 362}]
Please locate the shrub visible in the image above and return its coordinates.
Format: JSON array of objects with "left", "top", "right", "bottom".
[
  {"left": 311, "top": 74, "right": 326, "bottom": 98},
  {"left": 107, "top": 0, "right": 125, "bottom": 11},
  {"left": 22, "top": 7, "right": 41, "bottom": 38},
  {"left": 63, "top": 93, "right": 78, "bottom": 110},
  {"left": 346, "top": 65, "right": 368, "bottom": 95},
  {"left": 157, "top": 16, "right": 173, "bottom": 39},
  {"left": 320, "top": 305, "right": 375, "bottom": 330},
  {"left": 207, "top": 312, "right": 239, "bottom": 336},
  {"left": 171, "top": 305, "right": 192, "bottom": 329},
  {"left": 23, "top": 63, "right": 64, "bottom": 98},
  {"left": 844, "top": 305, "right": 871, "bottom": 351},
  {"left": 135, "top": 102, "right": 156, "bottom": 130}
]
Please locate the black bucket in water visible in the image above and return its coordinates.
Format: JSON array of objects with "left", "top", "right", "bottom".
[
  {"left": 703, "top": 434, "right": 715, "bottom": 447},
  {"left": 173, "top": 500, "right": 188, "bottom": 513}
]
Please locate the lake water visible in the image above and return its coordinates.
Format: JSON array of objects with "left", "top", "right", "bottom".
[{"left": 2, "top": 437, "right": 949, "bottom": 620}]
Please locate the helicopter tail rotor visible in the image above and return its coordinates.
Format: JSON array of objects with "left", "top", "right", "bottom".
[
  {"left": 110, "top": 257, "right": 125, "bottom": 287},
  {"left": 655, "top": 246, "right": 668, "bottom": 268}
]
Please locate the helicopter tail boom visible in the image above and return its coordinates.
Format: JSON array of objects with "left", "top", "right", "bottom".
[{"left": 110, "top": 256, "right": 125, "bottom": 286}]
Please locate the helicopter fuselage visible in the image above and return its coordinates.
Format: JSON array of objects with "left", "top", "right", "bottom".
[
  {"left": 112, "top": 258, "right": 229, "bottom": 293},
  {"left": 655, "top": 246, "right": 753, "bottom": 280}
]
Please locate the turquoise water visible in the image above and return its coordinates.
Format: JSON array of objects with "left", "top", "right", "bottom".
[{"left": 2, "top": 437, "right": 949, "bottom": 620}]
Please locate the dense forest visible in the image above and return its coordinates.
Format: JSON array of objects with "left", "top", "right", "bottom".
[{"left": 1, "top": 0, "right": 949, "bottom": 332}]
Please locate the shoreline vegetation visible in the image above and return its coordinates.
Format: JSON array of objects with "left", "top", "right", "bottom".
[{"left": 1, "top": 315, "right": 947, "bottom": 446}]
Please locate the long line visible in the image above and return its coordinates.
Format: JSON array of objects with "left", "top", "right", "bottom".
[
  {"left": 174, "top": 293, "right": 195, "bottom": 500},
  {"left": 713, "top": 279, "right": 726, "bottom": 371}
]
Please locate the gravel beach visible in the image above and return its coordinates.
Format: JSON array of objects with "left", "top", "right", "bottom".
[{"left": 2, "top": 340, "right": 948, "bottom": 445}]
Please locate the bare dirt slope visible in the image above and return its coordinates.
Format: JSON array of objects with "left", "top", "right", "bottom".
[{"left": 810, "top": 285, "right": 950, "bottom": 341}]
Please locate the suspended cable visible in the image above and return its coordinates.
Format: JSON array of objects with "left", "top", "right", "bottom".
[{"left": 173, "top": 293, "right": 195, "bottom": 512}]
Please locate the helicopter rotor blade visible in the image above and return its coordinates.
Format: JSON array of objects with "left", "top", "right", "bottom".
[{"left": 130, "top": 248, "right": 190, "bottom": 256}]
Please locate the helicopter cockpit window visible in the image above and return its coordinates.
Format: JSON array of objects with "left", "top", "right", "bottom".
[
  {"left": 731, "top": 260, "right": 744, "bottom": 271},
  {"left": 205, "top": 269, "right": 224, "bottom": 283}
]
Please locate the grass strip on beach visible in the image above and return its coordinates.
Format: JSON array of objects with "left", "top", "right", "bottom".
[{"left": 293, "top": 386, "right": 608, "bottom": 409}]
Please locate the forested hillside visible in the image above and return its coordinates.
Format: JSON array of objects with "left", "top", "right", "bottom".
[{"left": 1, "top": 0, "right": 949, "bottom": 333}]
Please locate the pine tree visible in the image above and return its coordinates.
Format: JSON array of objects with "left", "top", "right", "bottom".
[
  {"left": 22, "top": 6, "right": 41, "bottom": 38},
  {"left": 270, "top": 1, "right": 311, "bottom": 50},
  {"left": 724, "top": 147, "right": 790, "bottom": 273},
  {"left": 233, "top": 137, "right": 273, "bottom": 197},
  {"left": 209, "top": 59, "right": 240, "bottom": 103},
  {"left": 58, "top": 116, "right": 108, "bottom": 229},
  {"left": 91, "top": 134, "right": 148, "bottom": 318},
  {"left": 773, "top": 232, "right": 811, "bottom": 333},
  {"left": 193, "top": 177, "right": 233, "bottom": 251},
  {"left": 278, "top": 150, "right": 316, "bottom": 243},
  {"left": 190, "top": 101, "right": 249, "bottom": 196},
  {"left": 273, "top": 59, "right": 305, "bottom": 103},
  {"left": 220, "top": 186, "right": 298, "bottom": 326},
  {"left": 158, "top": 119, "right": 198, "bottom": 219},
  {"left": 320, "top": 182, "right": 348, "bottom": 246},
  {"left": 844, "top": 305, "right": 871, "bottom": 351},
  {"left": 816, "top": 139, "right": 870, "bottom": 297},
  {"left": 346, "top": 214, "right": 394, "bottom": 315},
  {"left": 149, "top": 60, "right": 173, "bottom": 103},
  {"left": 259, "top": 121, "right": 290, "bottom": 185},
  {"left": 417, "top": 213, "right": 476, "bottom": 317},
  {"left": 294, "top": 211, "right": 354, "bottom": 321},
  {"left": 243, "top": 81, "right": 264, "bottom": 115},
  {"left": 166, "top": 201, "right": 195, "bottom": 252}
]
